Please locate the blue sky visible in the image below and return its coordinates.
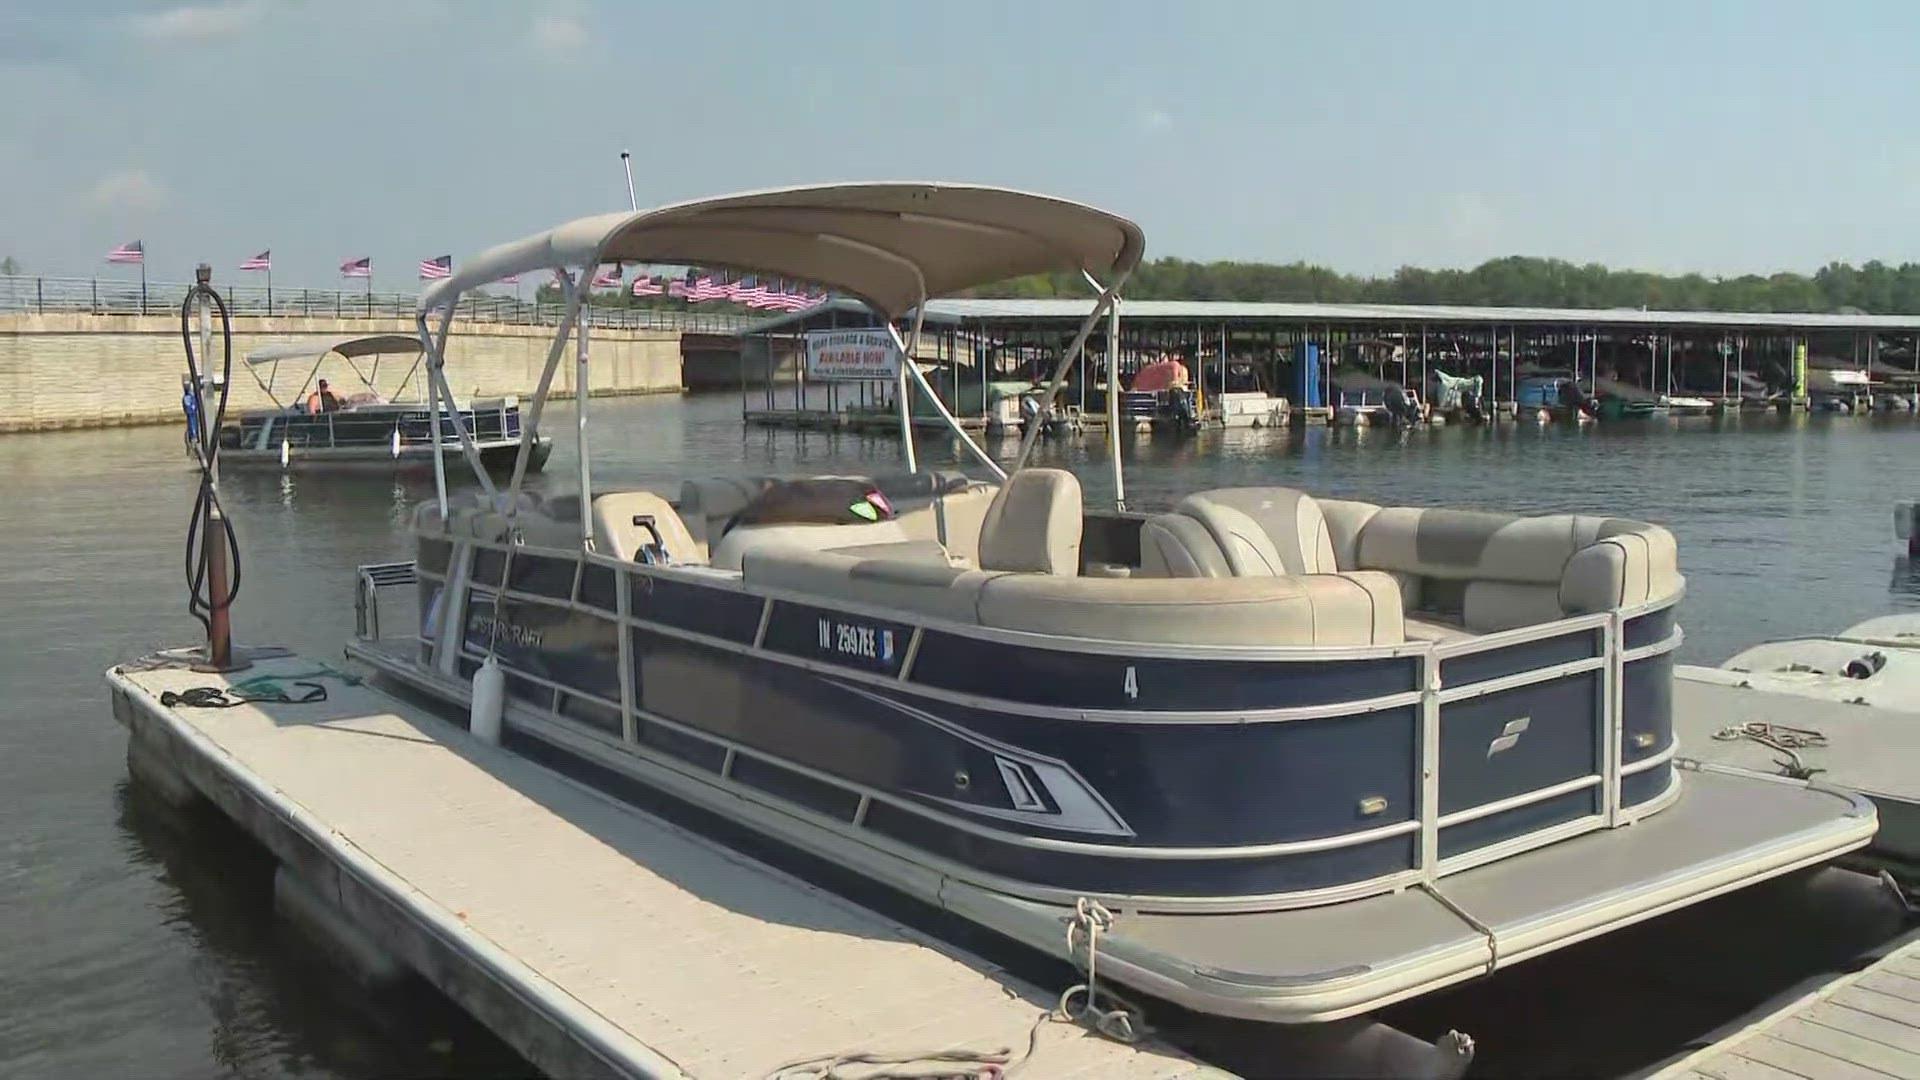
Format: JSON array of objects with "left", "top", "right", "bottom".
[{"left": 3, "top": 1, "right": 1916, "bottom": 289}]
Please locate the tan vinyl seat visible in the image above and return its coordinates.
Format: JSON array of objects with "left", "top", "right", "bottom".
[
  {"left": 1332, "top": 501, "right": 1682, "bottom": 633},
  {"left": 977, "top": 468, "right": 1083, "bottom": 575},
  {"left": 1174, "top": 488, "right": 1340, "bottom": 574},
  {"left": 592, "top": 491, "right": 701, "bottom": 564}
]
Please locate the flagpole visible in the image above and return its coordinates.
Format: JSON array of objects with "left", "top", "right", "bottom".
[
  {"left": 267, "top": 264, "right": 273, "bottom": 313},
  {"left": 366, "top": 263, "right": 373, "bottom": 318},
  {"left": 620, "top": 151, "right": 637, "bottom": 212},
  {"left": 140, "top": 258, "right": 147, "bottom": 315}
]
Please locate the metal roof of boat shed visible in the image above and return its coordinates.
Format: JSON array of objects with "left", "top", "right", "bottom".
[{"left": 743, "top": 298, "right": 1920, "bottom": 335}]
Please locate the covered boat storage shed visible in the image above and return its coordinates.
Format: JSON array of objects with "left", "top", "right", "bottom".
[{"left": 739, "top": 299, "right": 1920, "bottom": 429}]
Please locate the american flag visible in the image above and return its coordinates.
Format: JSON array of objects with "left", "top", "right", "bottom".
[
  {"left": 737, "top": 277, "right": 777, "bottom": 308},
  {"left": 106, "top": 240, "right": 144, "bottom": 265},
  {"left": 419, "top": 255, "right": 452, "bottom": 280},
  {"left": 770, "top": 288, "right": 816, "bottom": 312},
  {"left": 590, "top": 265, "right": 621, "bottom": 288},
  {"left": 666, "top": 279, "right": 690, "bottom": 299},
  {"left": 498, "top": 272, "right": 520, "bottom": 285},
  {"left": 239, "top": 250, "right": 271, "bottom": 272},
  {"left": 685, "top": 274, "right": 721, "bottom": 302},
  {"left": 630, "top": 275, "right": 664, "bottom": 297},
  {"left": 340, "top": 256, "right": 371, "bottom": 278}
]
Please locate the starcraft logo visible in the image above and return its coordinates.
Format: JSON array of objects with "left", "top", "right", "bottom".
[{"left": 1486, "top": 716, "right": 1531, "bottom": 757}]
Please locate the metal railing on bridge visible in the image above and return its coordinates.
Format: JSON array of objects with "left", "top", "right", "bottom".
[{"left": 0, "top": 275, "right": 758, "bottom": 335}]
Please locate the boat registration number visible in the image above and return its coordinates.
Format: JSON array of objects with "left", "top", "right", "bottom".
[{"left": 817, "top": 618, "right": 896, "bottom": 663}]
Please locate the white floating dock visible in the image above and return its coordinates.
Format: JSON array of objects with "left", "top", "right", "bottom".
[
  {"left": 1674, "top": 671, "right": 1920, "bottom": 879},
  {"left": 1655, "top": 931, "right": 1920, "bottom": 1079},
  {"left": 108, "top": 653, "right": 1226, "bottom": 1080}
]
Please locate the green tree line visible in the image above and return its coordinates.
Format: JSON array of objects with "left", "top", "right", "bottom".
[
  {"left": 967, "top": 256, "right": 1920, "bottom": 315},
  {"left": 520, "top": 256, "right": 1920, "bottom": 316}
]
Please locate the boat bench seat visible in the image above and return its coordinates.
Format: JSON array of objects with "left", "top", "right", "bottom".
[
  {"left": 740, "top": 546, "right": 1404, "bottom": 646},
  {"left": 1140, "top": 487, "right": 1680, "bottom": 634},
  {"left": 1323, "top": 499, "right": 1682, "bottom": 632}
]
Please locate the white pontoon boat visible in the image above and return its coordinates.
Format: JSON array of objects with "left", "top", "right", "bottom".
[
  {"left": 215, "top": 334, "right": 550, "bottom": 473},
  {"left": 1682, "top": 613, "right": 1920, "bottom": 712},
  {"left": 345, "top": 183, "right": 1874, "bottom": 1068}
]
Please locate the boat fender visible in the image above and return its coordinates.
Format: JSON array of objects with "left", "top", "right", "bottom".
[
  {"left": 390, "top": 426, "right": 401, "bottom": 458},
  {"left": 470, "top": 655, "right": 503, "bottom": 744},
  {"left": 279, "top": 437, "right": 290, "bottom": 469}
]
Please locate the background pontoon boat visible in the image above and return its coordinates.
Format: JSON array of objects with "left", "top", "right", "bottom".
[
  {"left": 216, "top": 334, "right": 550, "bottom": 473},
  {"left": 346, "top": 183, "right": 1875, "bottom": 1071}
]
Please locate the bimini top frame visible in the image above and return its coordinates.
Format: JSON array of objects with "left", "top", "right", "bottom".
[
  {"left": 241, "top": 333, "right": 426, "bottom": 412},
  {"left": 413, "top": 182, "right": 1146, "bottom": 549}
]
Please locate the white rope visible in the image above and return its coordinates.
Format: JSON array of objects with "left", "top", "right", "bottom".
[
  {"left": 1419, "top": 882, "right": 1500, "bottom": 976},
  {"left": 1713, "top": 719, "right": 1828, "bottom": 779},
  {"left": 1058, "top": 897, "right": 1145, "bottom": 1044}
]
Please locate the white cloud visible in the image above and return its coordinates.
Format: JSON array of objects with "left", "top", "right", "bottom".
[
  {"left": 533, "top": 8, "right": 589, "bottom": 58},
  {"left": 89, "top": 169, "right": 169, "bottom": 211},
  {"left": 132, "top": 2, "right": 264, "bottom": 44},
  {"left": 1139, "top": 108, "right": 1173, "bottom": 135}
]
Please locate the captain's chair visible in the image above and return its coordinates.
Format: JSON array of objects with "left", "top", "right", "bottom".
[
  {"left": 592, "top": 492, "right": 701, "bottom": 564},
  {"left": 1142, "top": 488, "right": 1337, "bottom": 577},
  {"left": 977, "top": 469, "right": 1082, "bottom": 575}
]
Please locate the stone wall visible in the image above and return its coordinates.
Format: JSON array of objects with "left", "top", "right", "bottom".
[{"left": 0, "top": 314, "right": 684, "bottom": 433}]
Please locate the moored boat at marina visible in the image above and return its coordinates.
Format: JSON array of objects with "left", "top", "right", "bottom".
[
  {"left": 215, "top": 335, "right": 550, "bottom": 473},
  {"left": 344, "top": 183, "right": 1877, "bottom": 1067}
]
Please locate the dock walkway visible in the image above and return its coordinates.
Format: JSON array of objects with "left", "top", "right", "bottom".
[
  {"left": 1656, "top": 931, "right": 1920, "bottom": 1079},
  {"left": 108, "top": 653, "right": 1223, "bottom": 1080}
]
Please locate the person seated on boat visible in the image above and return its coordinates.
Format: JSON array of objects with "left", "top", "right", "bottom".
[{"left": 306, "top": 379, "right": 341, "bottom": 415}]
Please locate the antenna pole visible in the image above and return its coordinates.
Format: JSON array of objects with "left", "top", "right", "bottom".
[{"left": 620, "top": 151, "right": 638, "bottom": 212}]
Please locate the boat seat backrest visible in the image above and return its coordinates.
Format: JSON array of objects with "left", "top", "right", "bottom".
[
  {"left": 1166, "top": 499, "right": 1289, "bottom": 575},
  {"left": 592, "top": 492, "right": 701, "bottom": 564},
  {"left": 1139, "top": 513, "right": 1234, "bottom": 577},
  {"left": 977, "top": 468, "right": 1083, "bottom": 575},
  {"left": 742, "top": 547, "right": 1002, "bottom": 625},
  {"left": 1333, "top": 502, "right": 1682, "bottom": 632},
  {"left": 739, "top": 545, "right": 1403, "bottom": 645},
  {"left": 1177, "top": 488, "right": 1339, "bottom": 575},
  {"left": 414, "top": 491, "right": 576, "bottom": 549}
]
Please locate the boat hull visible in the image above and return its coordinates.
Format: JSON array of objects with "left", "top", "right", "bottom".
[
  {"left": 348, "top": 631, "right": 1875, "bottom": 1023},
  {"left": 339, "top": 533, "right": 1874, "bottom": 1021}
]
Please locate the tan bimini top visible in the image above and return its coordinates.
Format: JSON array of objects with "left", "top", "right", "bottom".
[
  {"left": 244, "top": 334, "right": 424, "bottom": 366},
  {"left": 416, "top": 182, "right": 1147, "bottom": 317}
]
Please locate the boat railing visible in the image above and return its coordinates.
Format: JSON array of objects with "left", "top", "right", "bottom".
[{"left": 356, "top": 561, "right": 418, "bottom": 640}]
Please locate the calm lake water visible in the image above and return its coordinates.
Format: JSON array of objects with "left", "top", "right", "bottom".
[{"left": 6, "top": 393, "right": 1920, "bottom": 1078}]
